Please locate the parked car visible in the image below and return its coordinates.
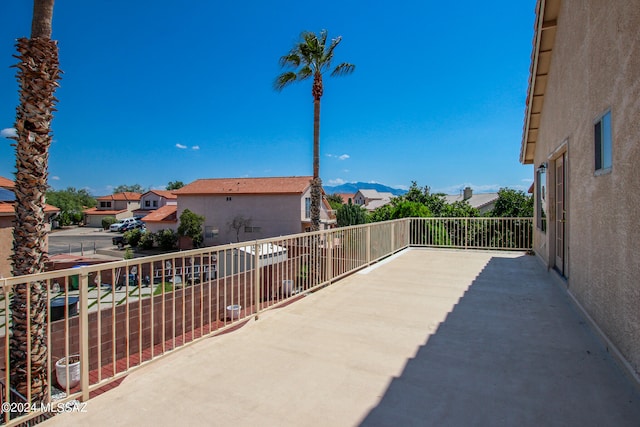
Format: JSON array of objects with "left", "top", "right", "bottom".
[
  {"left": 112, "top": 234, "right": 128, "bottom": 249},
  {"left": 109, "top": 217, "right": 137, "bottom": 232},
  {"left": 120, "top": 220, "right": 145, "bottom": 233}
]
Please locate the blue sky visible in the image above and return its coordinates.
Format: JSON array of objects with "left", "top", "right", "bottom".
[{"left": 1, "top": 1, "right": 535, "bottom": 196}]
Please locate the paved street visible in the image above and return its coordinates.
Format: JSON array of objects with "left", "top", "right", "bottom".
[{"left": 49, "top": 227, "right": 117, "bottom": 255}]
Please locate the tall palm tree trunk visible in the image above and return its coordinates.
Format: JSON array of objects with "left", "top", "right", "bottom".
[
  {"left": 310, "top": 73, "right": 323, "bottom": 232},
  {"left": 10, "top": 0, "right": 60, "bottom": 403}
]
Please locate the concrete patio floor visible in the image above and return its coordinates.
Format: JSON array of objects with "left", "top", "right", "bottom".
[{"left": 43, "top": 248, "right": 640, "bottom": 426}]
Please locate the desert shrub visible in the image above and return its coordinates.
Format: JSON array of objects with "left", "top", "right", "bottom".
[
  {"left": 102, "top": 216, "right": 117, "bottom": 230},
  {"left": 138, "top": 231, "right": 155, "bottom": 250},
  {"left": 124, "top": 228, "right": 142, "bottom": 247},
  {"left": 156, "top": 229, "right": 178, "bottom": 250}
]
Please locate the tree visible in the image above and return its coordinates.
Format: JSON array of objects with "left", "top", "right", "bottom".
[
  {"left": 336, "top": 200, "right": 367, "bottom": 227},
  {"left": 113, "top": 184, "right": 145, "bottom": 194},
  {"left": 177, "top": 209, "right": 205, "bottom": 248},
  {"left": 166, "top": 180, "right": 184, "bottom": 190},
  {"left": 228, "top": 215, "right": 252, "bottom": 243},
  {"left": 326, "top": 193, "right": 344, "bottom": 204},
  {"left": 275, "top": 30, "right": 355, "bottom": 231},
  {"left": 46, "top": 187, "right": 96, "bottom": 225},
  {"left": 490, "top": 188, "right": 533, "bottom": 217},
  {"left": 10, "top": 0, "right": 61, "bottom": 402}
]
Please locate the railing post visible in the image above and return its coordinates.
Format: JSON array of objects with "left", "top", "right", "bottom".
[
  {"left": 366, "top": 225, "right": 371, "bottom": 266},
  {"left": 392, "top": 222, "right": 396, "bottom": 253},
  {"left": 253, "top": 241, "right": 260, "bottom": 314},
  {"left": 465, "top": 218, "right": 468, "bottom": 250},
  {"left": 326, "top": 232, "right": 333, "bottom": 285},
  {"left": 79, "top": 271, "right": 90, "bottom": 402}
]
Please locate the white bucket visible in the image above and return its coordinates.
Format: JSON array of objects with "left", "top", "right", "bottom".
[
  {"left": 282, "top": 280, "right": 294, "bottom": 297},
  {"left": 226, "top": 304, "right": 241, "bottom": 320},
  {"left": 55, "top": 355, "right": 81, "bottom": 389}
]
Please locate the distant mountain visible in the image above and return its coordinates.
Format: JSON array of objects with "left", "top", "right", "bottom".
[{"left": 324, "top": 182, "right": 406, "bottom": 196}]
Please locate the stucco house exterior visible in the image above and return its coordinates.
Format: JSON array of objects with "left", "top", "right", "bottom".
[
  {"left": 173, "top": 176, "right": 336, "bottom": 245},
  {"left": 83, "top": 192, "right": 142, "bottom": 227},
  {"left": 141, "top": 205, "right": 177, "bottom": 234},
  {"left": 0, "top": 176, "right": 59, "bottom": 278},
  {"left": 520, "top": 0, "right": 640, "bottom": 377},
  {"left": 134, "top": 190, "right": 177, "bottom": 218},
  {"left": 353, "top": 189, "right": 394, "bottom": 211},
  {"left": 444, "top": 187, "right": 499, "bottom": 215}
]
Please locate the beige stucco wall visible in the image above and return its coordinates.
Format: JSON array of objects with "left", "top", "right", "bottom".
[
  {"left": 140, "top": 194, "right": 176, "bottom": 210},
  {"left": 0, "top": 224, "right": 12, "bottom": 278},
  {"left": 531, "top": 1, "right": 640, "bottom": 373},
  {"left": 178, "top": 194, "right": 306, "bottom": 245},
  {"left": 0, "top": 219, "right": 53, "bottom": 278}
]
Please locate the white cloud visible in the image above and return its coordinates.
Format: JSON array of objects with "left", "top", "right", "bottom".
[
  {"left": 192, "top": 145, "right": 200, "bottom": 150},
  {"left": 521, "top": 178, "right": 533, "bottom": 183},
  {"left": 328, "top": 178, "right": 346, "bottom": 185},
  {"left": 326, "top": 153, "right": 350, "bottom": 160},
  {"left": 176, "top": 143, "right": 187, "bottom": 149},
  {"left": 1, "top": 128, "right": 17, "bottom": 139},
  {"left": 50, "top": 176, "right": 60, "bottom": 181}
]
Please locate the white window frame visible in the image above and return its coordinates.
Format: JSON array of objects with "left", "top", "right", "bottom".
[{"left": 594, "top": 109, "right": 612, "bottom": 174}]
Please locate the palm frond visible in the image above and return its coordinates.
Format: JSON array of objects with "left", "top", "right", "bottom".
[
  {"left": 273, "top": 71, "right": 297, "bottom": 91},
  {"left": 324, "top": 35, "right": 342, "bottom": 62},
  {"left": 279, "top": 53, "right": 301, "bottom": 68},
  {"left": 331, "top": 62, "right": 355, "bottom": 77},
  {"left": 297, "top": 65, "right": 313, "bottom": 80}
]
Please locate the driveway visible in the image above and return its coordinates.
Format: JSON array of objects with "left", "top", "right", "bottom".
[{"left": 48, "top": 227, "right": 117, "bottom": 255}]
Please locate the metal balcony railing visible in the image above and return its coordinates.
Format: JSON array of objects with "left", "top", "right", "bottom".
[{"left": 0, "top": 217, "right": 531, "bottom": 426}]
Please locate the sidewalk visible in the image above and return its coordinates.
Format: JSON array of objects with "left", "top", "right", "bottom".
[{"left": 42, "top": 249, "right": 640, "bottom": 426}]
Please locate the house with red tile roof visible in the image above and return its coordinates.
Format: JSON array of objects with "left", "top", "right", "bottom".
[
  {"left": 0, "top": 176, "right": 60, "bottom": 278},
  {"left": 140, "top": 204, "right": 178, "bottom": 233},
  {"left": 134, "top": 190, "right": 177, "bottom": 218},
  {"left": 132, "top": 190, "right": 179, "bottom": 233},
  {"left": 173, "top": 176, "right": 335, "bottom": 245},
  {"left": 83, "top": 192, "right": 142, "bottom": 227}
]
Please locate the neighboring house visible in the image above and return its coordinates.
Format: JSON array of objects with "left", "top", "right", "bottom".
[
  {"left": 444, "top": 187, "right": 498, "bottom": 215},
  {"left": 173, "top": 176, "right": 335, "bottom": 245},
  {"left": 83, "top": 192, "right": 142, "bottom": 227},
  {"left": 134, "top": 190, "right": 177, "bottom": 218},
  {"left": 335, "top": 193, "right": 356, "bottom": 204},
  {"left": 520, "top": 1, "right": 640, "bottom": 375},
  {"left": 353, "top": 189, "right": 394, "bottom": 211},
  {"left": 141, "top": 205, "right": 178, "bottom": 234},
  {"left": 0, "top": 176, "right": 59, "bottom": 278}
]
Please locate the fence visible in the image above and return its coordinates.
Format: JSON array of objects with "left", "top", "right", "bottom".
[{"left": 0, "top": 217, "right": 530, "bottom": 426}]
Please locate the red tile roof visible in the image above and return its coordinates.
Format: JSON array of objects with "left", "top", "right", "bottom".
[
  {"left": 0, "top": 176, "right": 15, "bottom": 189},
  {"left": 83, "top": 207, "right": 127, "bottom": 215},
  {"left": 0, "top": 201, "right": 60, "bottom": 215},
  {"left": 142, "top": 205, "right": 177, "bottom": 222},
  {"left": 96, "top": 192, "right": 142, "bottom": 201},
  {"left": 146, "top": 190, "right": 177, "bottom": 199},
  {"left": 0, "top": 178, "right": 60, "bottom": 215},
  {"left": 174, "top": 176, "right": 314, "bottom": 195}
]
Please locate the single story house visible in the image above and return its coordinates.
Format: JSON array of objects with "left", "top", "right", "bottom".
[
  {"left": 353, "top": 189, "right": 394, "bottom": 211},
  {"left": 444, "top": 187, "right": 499, "bottom": 215}
]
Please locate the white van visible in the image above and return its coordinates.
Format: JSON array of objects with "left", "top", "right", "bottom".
[{"left": 110, "top": 217, "right": 137, "bottom": 232}]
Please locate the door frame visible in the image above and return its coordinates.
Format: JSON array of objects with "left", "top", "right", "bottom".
[{"left": 549, "top": 142, "right": 569, "bottom": 278}]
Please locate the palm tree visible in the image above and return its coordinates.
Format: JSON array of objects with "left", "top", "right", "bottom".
[
  {"left": 10, "top": 0, "right": 61, "bottom": 403},
  {"left": 274, "top": 30, "right": 354, "bottom": 231}
]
